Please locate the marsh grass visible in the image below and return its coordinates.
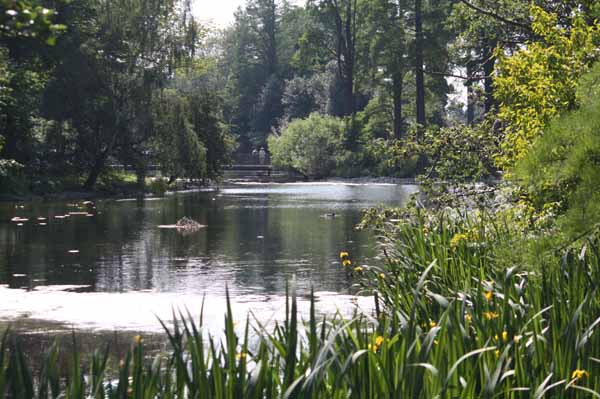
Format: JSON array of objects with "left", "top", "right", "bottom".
[{"left": 2, "top": 214, "right": 600, "bottom": 398}]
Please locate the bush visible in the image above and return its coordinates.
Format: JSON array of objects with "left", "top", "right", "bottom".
[
  {"left": 0, "top": 158, "right": 27, "bottom": 195},
  {"left": 494, "top": 6, "right": 600, "bottom": 167},
  {"left": 417, "top": 123, "right": 499, "bottom": 182},
  {"left": 148, "top": 178, "right": 169, "bottom": 196},
  {"left": 516, "top": 62, "right": 600, "bottom": 236},
  {"left": 268, "top": 113, "right": 345, "bottom": 179}
]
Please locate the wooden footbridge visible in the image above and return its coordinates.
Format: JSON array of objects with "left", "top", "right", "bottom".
[
  {"left": 223, "top": 153, "right": 294, "bottom": 182},
  {"left": 224, "top": 163, "right": 273, "bottom": 175}
]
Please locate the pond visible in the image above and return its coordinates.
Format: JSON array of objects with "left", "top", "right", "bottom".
[{"left": 0, "top": 182, "right": 417, "bottom": 336}]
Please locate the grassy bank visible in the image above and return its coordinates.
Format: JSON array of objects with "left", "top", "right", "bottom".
[
  {"left": 1, "top": 212, "right": 600, "bottom": 398},
  {"left": 0, "top": 170, "right": 213, "bottom": 201}
]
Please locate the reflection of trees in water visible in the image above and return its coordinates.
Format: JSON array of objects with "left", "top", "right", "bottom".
[
  {"left": 92, "top": 192, "right": 373, "bottom": 295},
  {"left": 0, "top": 186, "right": 412, "bottom": 296},
  {"left": 0, "top": 199, "right": 149, "bottom": 290}
]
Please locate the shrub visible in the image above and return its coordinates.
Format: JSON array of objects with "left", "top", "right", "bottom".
[
  {"left": 417, "top": 122, "right": 499, "bottom": 182},
  {"left": 0, "top": 158, "right": 26, "bottom": 195},
  {"left": 494, "top": 6, "right": 600, "bottom": 168},
  {"left": 268, "top": 113, "right": 345, "bottom": 179},
  {"left": 516, "top": 62, "right": 600, "bottom": 237},
  {"left": 148, "top": 178, "right": 169, "bottom": 196}
]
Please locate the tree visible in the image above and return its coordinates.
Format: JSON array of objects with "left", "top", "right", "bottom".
[
  {"left": 222, "top": 0, "right": 299, "bottom": 151},
  {"left": 151, "top": 89, "right": 207, "bottom": 182},
  {"left": 173, "top": 64, "right": 237, "bottom": 179},
  {"left": 360, "top": 0, "right": 409, "bottom": 138},
  {"left": 42, "top": 0, "right": 199, "bottom": 189},
  {"left": 0, "top": 0, "right": 65, "bottom": 43},
  {"left": 268, "top": 113, "right": 344, "bottom": 178},
  {"left": 414, "top": 0, "right": 425, "bottom": 130},
  {"left": 494, "top": 5, "right": 600, "bottom": 167},
  {"left": 516, "top": 62, "right": 600, "bottom": 236},
  {"left": 448, "top": 0, "right": 531, "bottom": 123},
  {"left": 307, "top": 0, "right": 363, "bottom": 119}
]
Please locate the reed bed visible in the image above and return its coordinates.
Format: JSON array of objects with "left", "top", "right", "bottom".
[{"left": 2, "top": 213, "right": 600, "bottom": 398}]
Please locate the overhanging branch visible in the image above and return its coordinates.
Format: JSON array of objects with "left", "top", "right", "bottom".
[{"left": 458, "top": 0, "right": 532, "bottom": 32}]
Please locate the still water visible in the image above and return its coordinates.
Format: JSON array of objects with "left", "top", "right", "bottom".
[{"left": 0, "top": 183, "right": 416, "bottom": 333}]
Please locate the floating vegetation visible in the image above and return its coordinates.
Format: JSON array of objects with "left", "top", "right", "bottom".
[{"left": 158, "top": 216, "right": 205, "bottom": 232}]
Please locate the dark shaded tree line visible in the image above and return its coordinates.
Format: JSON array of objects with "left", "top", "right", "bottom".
[{"left": 0, "top": 0, "right": 234, "bottom": 193}]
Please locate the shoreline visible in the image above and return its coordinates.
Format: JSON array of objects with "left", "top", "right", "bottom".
[{"left": 0, "top": 177, "right": 418, "bottom": 203}]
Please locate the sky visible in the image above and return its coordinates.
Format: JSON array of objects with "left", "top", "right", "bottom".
[{"left": 192, "top": 0, "right": 244, "bottom": 27}]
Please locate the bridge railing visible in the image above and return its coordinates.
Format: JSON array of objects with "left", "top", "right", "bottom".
[{"left": 232, "top": 153, "right": 271, "bottom": 166}]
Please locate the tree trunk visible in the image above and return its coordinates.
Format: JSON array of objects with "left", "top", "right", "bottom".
[
  {"left": 392, "top": 70, "right": 404, "bottom": 139},
  {"left": 342, "top": 66, "right": 354, "bottom": 117},
  {"left": 466, "top": 58, "right": 475, "bottom": 125},
  {"left": 266, "top": 0, "right": 278, "bottom": 76},
  {"left": 330, "top": 0, "right": 356, "bottom": 118},
  {"left": 483, "top": 45, "right": 496, "bottom": 114},
  {"left": 83, "top": 154, "right": 107, "bottom": 191},
  {"left": 135, "top": 163, "right": 146, "bottom": 192},
  {"left": 414, "top": 0, "right": 426, "bottom": 132}
]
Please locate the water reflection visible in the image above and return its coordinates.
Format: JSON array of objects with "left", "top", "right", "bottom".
[{"left": 0, "top": 183, "right": 416, "bottom": 331}]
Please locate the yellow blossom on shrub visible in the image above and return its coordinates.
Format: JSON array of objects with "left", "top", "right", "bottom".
[
  {"left": 484, "top": 291, "right": 493, "bottom": 301},
  {"left": 342, "top": 259, "right": 352, "bottom": 267},
  {"left": 339, "top": 251, "right": 349, "bottom": 259},
  {"left": 353, "top": 266, "right": 363, "bottom": 273}
]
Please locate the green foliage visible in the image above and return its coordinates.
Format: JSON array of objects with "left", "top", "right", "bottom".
[
  {"left": 173, "top": 65, "right": 237, "bottom": 180},
  {"left": 0, "top": 0, "right": 65, "bottom": 44},
  {"left": 0, "top": 47, "right": 10, "bottom": 109},
  {"left": 351, "top": 209, "right": 600, "bottom": 397},
  {"left": 268, "top": 113, "right": 344, "bottom": 178},
  {"left": 37, "top": 0, "right": 204, "bottom": 189},
  {"left": 361, "top": 139, "right": 418, "bottom": 177},
  {"left": 148, "top": 178, "right": 169, "bottom": 196},
  {"left": 418, "top": 122, "right": 499, "bottom": 182},
  {"left": 152, "top": 89, "right": 207, "bottom": 181},
  {"left": 0, "top": 158, "right": 24, "bottom": 194},
  {"left": 516, "top": 62, "right": 600, "bottom": 237},
  {"left": 495, "top": 5, "right": 600, "bottom": 167},
  {"left": 355, "top": 94, "right": 394, "bottom": 140}
]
